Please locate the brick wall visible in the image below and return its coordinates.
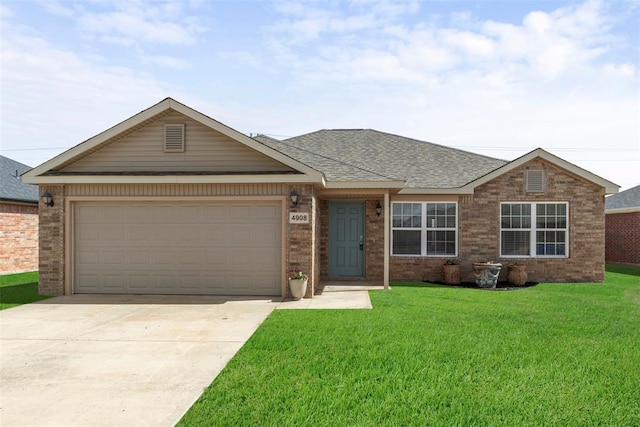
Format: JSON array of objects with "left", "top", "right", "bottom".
[
  {"left": 390, "top": 159, "right": 606, "bottom": 283},
  {"left": 0, "top": 202, "right": 38, "bottom": 274},
  {"left": 38, "top": 185, "right": 65, "bottom": 295},
  {"left": 287, "top": 185, "right": 318, "bottom": 298},
  {"left": 606, "top": 211, "right": 640, "bottom": 264}
]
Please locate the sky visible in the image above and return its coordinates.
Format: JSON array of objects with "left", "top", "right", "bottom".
[{"left": 1, "top": 0, "right": 638, "bottom": 191}]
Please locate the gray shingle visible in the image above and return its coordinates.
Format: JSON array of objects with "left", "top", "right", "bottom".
[
  {"left": 0, "top": 156, "right": 39, "bottom": 203},
  {"left": 606, "top": 184, "right": 640, "bottom": 210},
  {"left": 257, "top": 130, "right": 507, "bottom": 188}
]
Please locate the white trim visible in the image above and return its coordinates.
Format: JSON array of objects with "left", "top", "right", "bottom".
[
  {"left": 325, "top": 180, "right": 405, "bottom": 189},
  {"left": 398, "top": 187, "right": 473, "bottom": 195},
  {"left": 606, "top": 207, "right": 640, "bottom": 214},
  {"left": 499, "top": 201, "right": 569, "bottom": 258},
  {"left": 23, "top": 98, "right": 325, "bottom": 185},
  {"left": 390, "top": 201, "right": 458, "bottom": 257},
  {"left": 23, "top": 174, "right": 321, "bottom": 185},
  {"left": 383, "top": 192, "right": 389, "bottom": 290}
]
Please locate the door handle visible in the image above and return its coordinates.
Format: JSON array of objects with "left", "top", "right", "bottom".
[{"left": 359, "top": 235, "right": 364, "bottom": 251}]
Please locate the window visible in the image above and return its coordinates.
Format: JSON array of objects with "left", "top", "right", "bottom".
[
  {"left": 501, "top": 202, "right": 568, "bottom": 257},
  {"left": 392, "top": 202, "right": 457, "bottom": 256}
]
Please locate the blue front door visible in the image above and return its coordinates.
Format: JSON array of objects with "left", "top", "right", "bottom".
[{"left": 328, "top": 202, "right": 365, "bottom": 277}]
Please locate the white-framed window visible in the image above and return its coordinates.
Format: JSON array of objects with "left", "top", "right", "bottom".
[
  {"left": 500, "top": 202, "right": 568, "bottom": 257},
  {"left": 392, "top": 202, "right": 457, "bottom": 256}
]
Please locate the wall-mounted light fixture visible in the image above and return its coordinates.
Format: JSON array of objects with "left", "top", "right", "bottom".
[
  {"left": 290, "top": 190, "right": 299, "bottom": 207},
  {"left": 375, "top": 201, "right": 382, "bottom": 217},
  {"left": 41, "top": 191, "right": 54, "bottom": 207}
]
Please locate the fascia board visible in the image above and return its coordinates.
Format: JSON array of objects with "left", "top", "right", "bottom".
[
  {"left": 23, "top": 174, "right": 325, "bottom": 185},
  {"left": 397, "top": 187, "right": 473, "bottom": 195},
  {"left": 605, "top": 207, "right": 640, "bottom": 214},
  {"left": 460, "top": 148, "right": 620, "bottom": 194},
  {"left": 324, "top": 180, "right": 405, "bottom": 189},
  {"left": 23, "top": 97, "right": 325, "bottom": 184}
]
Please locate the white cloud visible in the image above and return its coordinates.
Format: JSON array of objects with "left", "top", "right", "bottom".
[
  {"left": 0, "top": 26, "right": 179, "bottom": 166},
  {"left": 78, "top": 11, "right": 197, "bottom": 45},
  {"left": 141, "top": 55, "right": 191, "bottom": 69}
]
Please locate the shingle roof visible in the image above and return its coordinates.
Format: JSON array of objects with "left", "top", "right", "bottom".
[
  {"left": 257, "top": 129, "right": 507, "bottom": 188},
  {"left": 606, "top": 184, "right": 640, "bottom": 211},
  {"left": 0, "top": 155, "right": 39, "bottom": 203}
]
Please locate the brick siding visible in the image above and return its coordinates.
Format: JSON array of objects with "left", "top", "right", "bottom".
[
  {"left": 390, "top": 159, "right": 606, "bottom": 283},
  {"left": 606, "top": 211, "right": 640, "bottom": 264},
  {"left": 37, "top": 185, "right": 65, "bottom": 295},
  {"left": 0, "top": 202, "right": 38, "bottom": 274}
]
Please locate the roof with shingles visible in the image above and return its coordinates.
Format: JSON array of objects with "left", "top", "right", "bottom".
[
  {"left": 0, "top": 155, "right": 38, "bottom": 203},
  {"left": 606, "top": 184, "right": 640, "bottom": 211},
  {"left": 257, "top": 129, "right": 507, "bottom": 188}
]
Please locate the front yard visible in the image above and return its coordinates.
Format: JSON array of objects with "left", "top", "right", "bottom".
[
  {"left": 0, "top": 271, "right": 49, "bottom": 310},
  {"left": 180, "top": 265, "right": 640, "bottom": 426}
]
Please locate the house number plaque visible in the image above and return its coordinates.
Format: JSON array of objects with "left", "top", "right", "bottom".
[{"left": 289, "top": 212, "right": 310, "bottom": 224}]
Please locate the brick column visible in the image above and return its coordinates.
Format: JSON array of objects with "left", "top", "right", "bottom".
[
  {"left": 38, "top": 185, "right": 65, "bottom": 295},
  {"left": 287, "top": 185, "right": 317, "bottom": 298}
]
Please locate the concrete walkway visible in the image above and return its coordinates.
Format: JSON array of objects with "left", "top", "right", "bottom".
[
  {"left": 277, "top": 283, "right": 383, "bottom": 309},
  {"left": 0, "top": 287, "right": 379, "bottom": 426}
]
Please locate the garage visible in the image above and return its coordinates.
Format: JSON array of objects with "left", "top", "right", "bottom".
[{"left": 73, "top": 200, "right": 283, "bottom": 295}]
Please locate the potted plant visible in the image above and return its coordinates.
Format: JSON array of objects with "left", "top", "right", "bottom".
[
  {"left": 507, "top": 263, "right": 527, "bottom": 286},
  {"left": 288, "top": 270, "right": 308, "bottom": 300},
  {"left": 442, "top": 260, "right": 460, "bottom": 285}
]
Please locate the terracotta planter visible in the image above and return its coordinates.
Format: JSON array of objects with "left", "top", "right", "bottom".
[
  {"left": 507, "top": 265, "right": 528, "bottom": 286},
  {"left": 288, "top": 279, "right": 308, "bottom": 300},
  {"left": 442, "top": 264, "right": 460, "bottom": 285}
]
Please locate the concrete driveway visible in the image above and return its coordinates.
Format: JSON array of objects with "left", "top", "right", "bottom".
[{"left": 0, "top": 295, "right": 277, "bottom": 426}]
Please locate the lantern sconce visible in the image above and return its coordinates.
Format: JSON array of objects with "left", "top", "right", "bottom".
[
  {"left": 375, "top": 201, "right": 382, "bottom": 217},
  {"left": 290, "top": 190, "right": 300, "bottom": 207},
  {"left": 41, "top": 191, "right": 54, "bottom": 207}
]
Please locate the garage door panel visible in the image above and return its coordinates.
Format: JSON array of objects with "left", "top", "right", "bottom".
[{"left": 74, "top": 201, "right": 282, "bottom": 295}]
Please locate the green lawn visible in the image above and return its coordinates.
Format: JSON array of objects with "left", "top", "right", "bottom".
[
  {"left": 180, "top": 265, "right": 640, "bottom": 426},
  {"left": 0, "top": 271, "right": 50, "bottom": 310}
]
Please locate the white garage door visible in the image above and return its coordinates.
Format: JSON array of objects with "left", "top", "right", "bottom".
[{"left": 73, "top": 201, "right": 282, "bottom": 295}]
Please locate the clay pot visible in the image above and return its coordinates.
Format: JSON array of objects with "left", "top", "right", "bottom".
[
  {"left": 507, "top": 265, "right": 528, "bottom": 286},
  {"left": 442, "top": 264, "right": 460, "bottom": 285}
]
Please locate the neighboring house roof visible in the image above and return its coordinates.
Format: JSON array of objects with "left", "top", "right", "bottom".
[
  {"left": 606, "top": 184, "right": 640, "bottom": 213},
  {"left": 259, "top": 129, "right": 507, "bottom": 190},
  {"left": 0, "top": 155, "right": 38, "bottom": 204}
]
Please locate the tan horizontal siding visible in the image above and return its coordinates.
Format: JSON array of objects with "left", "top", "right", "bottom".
[
  {"left": 65, "top": 183, "right": 291, "bottom": 197},
  {"left": 62, "top": 112, "right": 293, "bottom": 173}
]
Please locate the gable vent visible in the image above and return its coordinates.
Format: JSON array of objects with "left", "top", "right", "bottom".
[
  {"left": 525, "top": 169, "right": 545, "bottom": 193},
  {"left": 164, "top": 124, "right": 185, "bottom": 152}
]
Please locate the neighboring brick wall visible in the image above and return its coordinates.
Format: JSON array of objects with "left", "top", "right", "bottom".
[
  {"left": 0, "top": 202, "right": 38, "bottom": 274},
  {"left": 390, "top": 159, "right": 606, "bottom": 283},
  {"left": 606, "top": 211, "right": 640, "bottom": 264},
  {"left": 38, "top": 185, "right": 65, "bottom": 295}
]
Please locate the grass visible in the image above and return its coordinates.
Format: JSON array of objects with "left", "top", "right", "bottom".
[
  {"left": 179, "top": 265, "right": 640, "bottom": 426},
  {"left": 0, "top": 271, "right": 50, "bottom": 310}
]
